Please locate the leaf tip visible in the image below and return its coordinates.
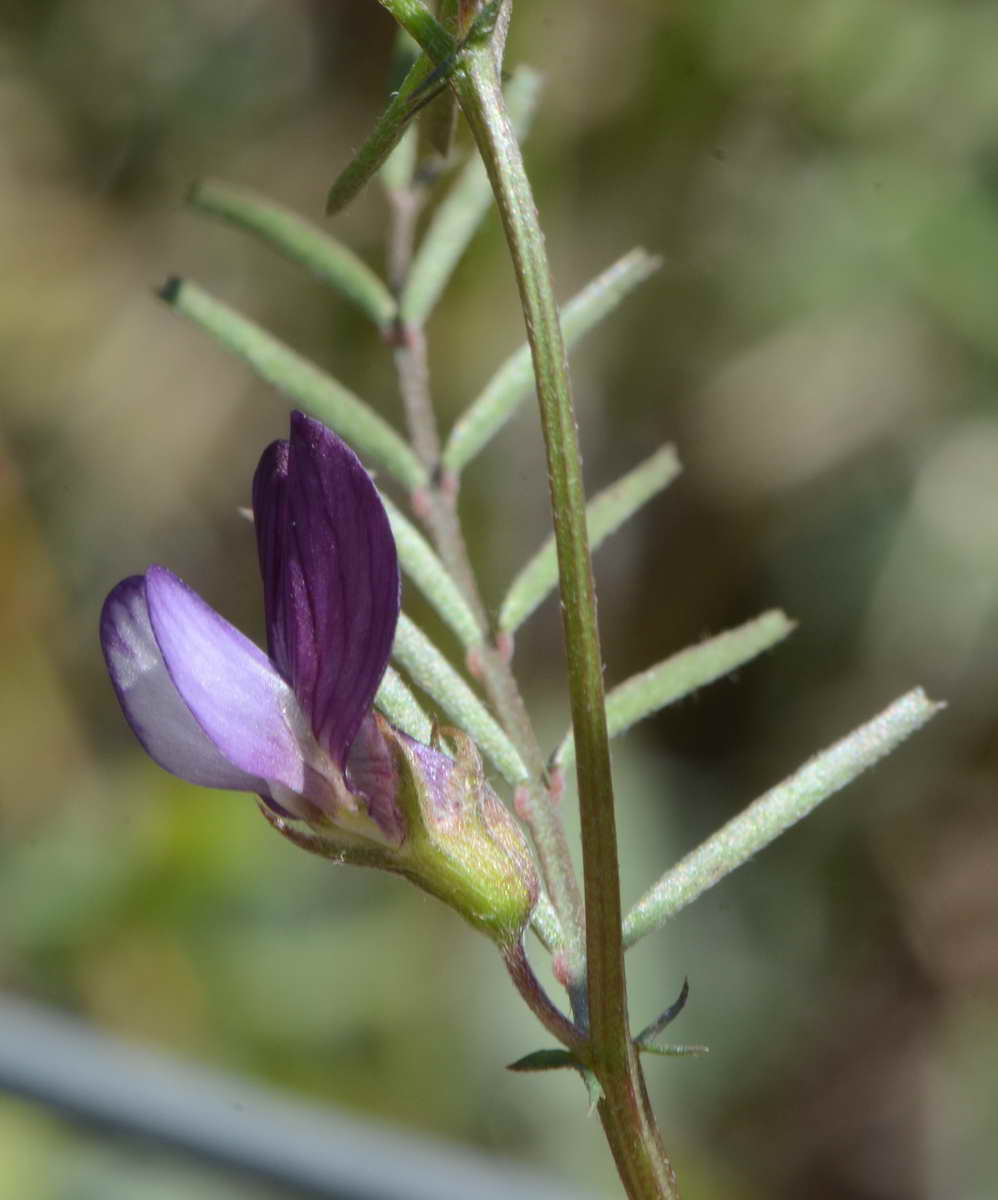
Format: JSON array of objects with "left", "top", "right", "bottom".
[
  {"left": 156, "top": 276, "right": 184, "bottom": 306},
  {"left": 506, "top": 1048, "right": 583, "bottom": 1073},
  {"left": 634, "top": 247, "right": 665, "bottom": 275},
  {"left": 767, "top": 608, "right": 798, "bottom": 636},
  {"left": 908, "top": 686, "right": 947, "bottom": 719}
]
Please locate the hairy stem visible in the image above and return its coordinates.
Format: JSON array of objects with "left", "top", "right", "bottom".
[
  {"left": 502, "top": 940, "right": 585, "bottom": 1052},
  {"left": 386, "top": 183, "right": 426, "bottom": 299},
  {"left": 597, "top": 1054, "right": 680, "bottom": 1200},
  {"left": 376, "top": 3, "right": 678, "bottom": 1189},
  {"left": 393, "top": 322, "right": 442, "bottom": 472},
  {"left": 386, "top": 174, "right": 585, "bottom": 969},
  {"left": 448, "top": 27, "right": 678, "bottom": 1200}
]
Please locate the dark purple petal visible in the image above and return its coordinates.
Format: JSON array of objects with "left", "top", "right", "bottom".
[
  {"left": 101, "top": 575, "right": 282, "bottom": 795},
  {"left": 253, "top": 412, "right": 400, "bottom": 768},
  {"left": 345, "top": 713, "right": 404, "bottom": 842},
  {"left": 143, "top": 565, "right": 309, "bottom": 795},
  {"left": 251, "top": 439, "right": 293, "bottom": 681}
]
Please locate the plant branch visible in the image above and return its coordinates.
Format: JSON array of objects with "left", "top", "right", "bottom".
[
  {"left": 375, "top": 3, "right": 677, "bottom": 1190},
  {"left": 449, "top": 25, "right": 679, "bottom": 1200},
  {"left": 451, "top": 13, "right": 619, "bottom": 1025},
  {"left": 393, "top": 322, "right": 442, "bottom": 472},
  {"left": 384, "top": 151, "right": 585, "bottom": 971}
]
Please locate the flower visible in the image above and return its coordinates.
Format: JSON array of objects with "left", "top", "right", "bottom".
[{"left": 101, "top": 411, "right": 536, "bottom": 943}]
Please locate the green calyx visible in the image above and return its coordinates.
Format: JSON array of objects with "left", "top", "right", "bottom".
[
  {"left": 258, "top": 713, "right": 538, "bottom": 946},
  {"left": 388, "top": 724, "right": 538, "bottom": 946}
]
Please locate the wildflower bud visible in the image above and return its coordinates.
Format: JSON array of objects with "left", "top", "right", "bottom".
[
  {"left": 387, "top": 722, "right": 538, "bottom": 946},
  {"left": 101, "top": 410, "right": 538, "bottom": 946}
]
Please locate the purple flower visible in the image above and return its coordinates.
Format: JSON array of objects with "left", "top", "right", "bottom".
[{"left": 101, "top": 411, "right": 536, "bottom": 942}]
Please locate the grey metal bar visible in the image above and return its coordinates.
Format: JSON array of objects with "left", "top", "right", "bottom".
[{"left": 0, "top": 992, "right": 587, "bottom": 1200}]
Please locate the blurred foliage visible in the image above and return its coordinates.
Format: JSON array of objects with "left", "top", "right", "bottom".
[{"left": 2, "top": 1, "right": 997, "bottom": 1197}]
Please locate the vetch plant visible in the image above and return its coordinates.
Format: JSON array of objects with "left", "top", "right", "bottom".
[
  {"left": 101, "top": 2, "right": 943, "bottom": 1195},
  {"left": 101, "top": 414, "right": 540, "bottom": 955}
]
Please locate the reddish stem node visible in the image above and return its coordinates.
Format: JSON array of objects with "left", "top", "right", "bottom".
[
  {"left": 494, "top": 629, "right": 514, "bottom": 664},
  {"left": 465, "top": 645, "right": 485, "bottom": 679},
  {"left": 513, "top": 783, "right": 532, "bottom": 821}
]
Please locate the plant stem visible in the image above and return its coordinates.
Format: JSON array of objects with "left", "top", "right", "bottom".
[
  {"left": 386, "top": 169, "right": 586, "bottom": 974},
  {"left": 597, "top": 1054, "right": 680, "bottom": 1200},
  {"left": 450, "top": 25, "right": 680, "bottom": 1200},
  {"left": 393, "top": 322, "right": 441, "bottom": 471},
  {"left": 386, "top": 183, "right": 426, "bottom": 297},
  {"left": 502, "top": 940, "right": 585, "bottom": 1052}
]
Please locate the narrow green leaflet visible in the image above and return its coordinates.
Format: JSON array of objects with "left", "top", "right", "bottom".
[
  {"left": 623, "top": 687, "right": 944, "bottom": 949},
  {"left": 554, "top": 610, "right": 795, "bottom": 772},
  {"left": 637, "top": 1043, "right": 709, "bottom": 1058},
  {"left": 333, "top": 0, "right": 501, "bottom": 212},
  {"left": 379, "top": 28, "right": 422, "bottom": 193},
  {"left": 376, "top": 0, "right": 454, "bottom": 65},
  {"left": 507, "top": 1049, "right": 582, "bottom": 1073},
  {"left": 443, "top": 248, "right": 661, "bottom": 473},
  {"left": 634, "top": 979, "right": 689, "bottom": 1046},
  {"left": 500, "top": 443, "right": 681, "bottom": 636},
  {"left": 188, "top": 180, "right": 396, "bottom": 331},
  {"left": 400, "top": 65, "right": 541, "bottom": 327},
  {"left": 380, "top": 493, "right": 481, "bottom": 649},
  {"left": 375, "top": 665, "right": 433, "bottom": 744},
  {"left": 329, "top": 1, "right": 477, "bottom": 213},
  {"left": 505, "top": 1051, "right": 602, "bottom": 1110},
  {"left": 327, "top": 36, "right": 451, "bottom": 215},
  {"left": 392, "top": 613, "right": 528, "bottom": 784},
  {"left": 416, "top": 2, "right": 460, "bottom": 159},
  {"left": 158, "top": 278, "right": 426, "bottom": 491}
]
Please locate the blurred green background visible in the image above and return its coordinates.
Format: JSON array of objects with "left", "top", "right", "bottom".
[{"left": 3, "top": 1, "right": 998, "bottom": 1197}]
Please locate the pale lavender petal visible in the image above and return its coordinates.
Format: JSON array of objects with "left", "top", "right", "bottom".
[
  {"left": 396, "top": 732, "right": 460, "bottom": 822},
  {"left": 254, "top": 411, "right": 400, "bottom": 768},
  {"left": 101, "top": 575, "right": 276, "bottom": 794},
  {"left": 144, "top": 565, "right": 307, "bottom": 795}
]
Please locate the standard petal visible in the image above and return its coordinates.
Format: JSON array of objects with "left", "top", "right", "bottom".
[
  {"left": 101, "top": 575, "right": 277, "bottom": 794},
  {"left": 251, "top": 438, "right": 293, "bottom": 681},
  {"left": 278, "top": 411, "right": 400, "bottom": 767},
  {"left": 144, "top": 565, "right": 308, "bottom": 795}
]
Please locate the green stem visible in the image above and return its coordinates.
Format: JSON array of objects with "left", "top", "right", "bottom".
[
  {"left": 450, "top": 25, "right": 679, "bottom": 1200},
  {"left": 375, "top": 2, "right": 677, "bottom": 1189},
  {"left": 453, "top": 19, "right": 614, "bottom": 999},
  {"left": 597, "top": 1055, "right": 680, "bottom": 1200}
]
